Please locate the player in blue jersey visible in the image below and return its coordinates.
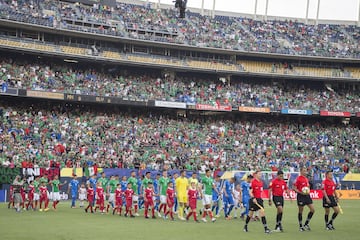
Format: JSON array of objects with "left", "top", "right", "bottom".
[
  {"left": 87, "top": 175, "right": 97, "bottom": 206},
  {"left": 68, "top": 175, "right": 80, "bottom": 208},
  {"left": 138, "top": 175, "right": 144, "bottom": 209},
  {"left": 169, "top": 173, "right": 178, "bottom": 213},
  {"left": 153, "top": 173, "right": 161, "bottom": 216},
  {"left": 223, "top": 177, "right": 235, "bottom": 220},
  {"left": 240, "top": 174, "right": 253, "bottom": 220},
  {"left": 120, "top": 176, "right": 128, "bottom": 207},
  {"left": 211, "top": 175, "right": 222, "bottom": 217}
]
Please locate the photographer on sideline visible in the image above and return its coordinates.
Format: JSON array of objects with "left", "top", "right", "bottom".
[{"left": 12, "top": 175, "right": 25, "bottom": 212}]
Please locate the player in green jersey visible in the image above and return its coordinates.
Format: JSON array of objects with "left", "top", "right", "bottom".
[
  {"left": 201, "top": 169, "right": 218, "bottom": 222},
  {"left": 158, "top": 171, "right": 170, "bottom": 216},
  {"left": 50, "top": 175, "right": 67, "bottom": 210}
]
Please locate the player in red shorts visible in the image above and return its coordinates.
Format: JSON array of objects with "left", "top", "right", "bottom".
[
  {"left": 164, "top": 182, "right": 175, "bottom": 220},
  {"left": 39, "top": 182, "right": 49, "bottom": 212},
  {"left": 124, "top": 183, "right": 135, "bottom": 217},
  {"left": 186, "top": 182, "right": 201, "bottom": 222},
  {"left": 85, "top": 185, "right": 94, "bottom": 213},
  {"left": 20, "top": 184, "right": 26, "bottom": 210},
  {"left": 26, "top": 181, "right": 35, "bottom": 210},
  {"left": 322, "top": 171, "right": 340, "bottom": 230},
  {"left": 113, "top": 183, "right": 123, "bottom": 215},
  {"left": 144, "top": 182, "right": 156, "bottom": 219},
  {"left": 95, "top": 182, "right": 105, "bottom": 213}
]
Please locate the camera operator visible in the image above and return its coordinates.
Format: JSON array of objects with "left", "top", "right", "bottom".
[{"left": 12, "top": 175, "right": 25, "bottom": 212}]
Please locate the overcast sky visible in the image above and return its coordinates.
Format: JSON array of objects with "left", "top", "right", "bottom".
[{"left": 144, "top": 0, "right": 360, "bottom": 21}]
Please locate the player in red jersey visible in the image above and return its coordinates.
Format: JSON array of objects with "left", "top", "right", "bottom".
[
  {"left": 144, "top": 182, "right": 156, "bottom": 219},
  {"left": 8, "top": 185, "right": 14, "bottom": 209},
  {"left": 26, "top": 181, "right": 35, "bottom": 210},
  {"left": 293, "top": 167, "right": 315, "bottom": 231},
  {"left": 164, "top": 182, "right": 175, "bottom": 220},
  {"left": 113, "top": 184, "right": 123, "bottom": 215},
  {"left": 95, "top": 182, "right": 105, "bottom": 213},
  {"left": 85, "top": 185, "right": 94, "bottom": 213},
  {"left": 244, "top": 170, "right": 271, "bottom": 234},
  {"left": 39, "top": 182, "right": 49, "bottom": 212},
  {"left": 124, "top": 183, "right": 135, "bottom": 217},
  {"left": 186, "top": 182, "right": 201, "bottom": 222},
  {"left": 20, "top": 184, "right": 26, "bottom": 210},
  {"left": 322, "top": 171, "right": 340, "bottom": 230},
  {"left": 268, "top": 170, "right": 292, "bottom": 232}
]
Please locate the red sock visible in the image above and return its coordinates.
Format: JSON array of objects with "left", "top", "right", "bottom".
[
  {"left": 45, "top": 200, "right": 49, "bottom": 208},
  {"left": 193, "top": 212, "right": 197, "bottom": 221},
  {"left": 165, "top": 210, "right": 169, "bottom": 216},
  {"left": 209, "top": 210, "right": 213, "bottom": 218},
  {"left": 134, "top": 205, "right": 138, "bottom": 213},
  {"left": 107, "top": 205, "right": 110, "bottom": 212},
  {"left": 39, "top": 201, "right": 42, "bottom": 209},
  {"left": 118, "top": 207, "right": 122, "bottom": 215},
  {"left": 202, "top": 211, "right": 207, "bottom": 218},
  {"left": 90, "top": 206, "right": 93, "bottom": 212},
  {"left": 186, "top": 211, "right": 192, "bottom": 219},
  {"left": 34, "top": 201, "right": 38, "bottom": 209},
  {"left": 170, "top": 211, "right": 174, "bottom": 219},
  {"left": 151, "top": 208, "right": 155, "bottom": 217},
  {"left": 129, "top": 209, "right": 132, "bottom": 216},
  {"left": 159, "top": 204, "right": 163, "bottom": 213},
  {"left": 145, "top": 207, "right": 148, "bottom": 217},
  {"left": 163, "top": 205, "right": 167, "bottom": 214}
]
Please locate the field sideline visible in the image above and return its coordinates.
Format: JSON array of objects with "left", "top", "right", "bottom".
[{"left": 0, "top": 200, "right": 358, "bottom": 240}]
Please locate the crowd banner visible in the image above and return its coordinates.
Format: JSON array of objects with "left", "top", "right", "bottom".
[
  {"left": 337, "top": 190, "right": 360, "bottom": 200},
  {"left": 155, "top": 100, "right": 186, "bottom": 109},
  {"left": 196, "top": 104, "right": 232, "bottom": 112},
  {"left": 21, "top": 168, "right": 60, "bottom": 183},
  {"left": 357, "top": 112, "right": 360, "bottom": 117},
  {"left": 320, "top": 110, "right": 351, "bottom": 117},
  {"left": 281, "top": 109, "right": 312, "bottom": 115},
  {"left": 27, "top": 90, "right": 64, "bottom": 100},
  {"left": 0, "top": 87, "right": 18, "bottom": 96},
  {"left": 238, "top": 106, "right": 270, "bottom": 113},
  {"left": 0, "top": 168, "right": 21, "bottom": 184},
  {"left": 64, "top": 93, "right": 150, "bottom": 106}
]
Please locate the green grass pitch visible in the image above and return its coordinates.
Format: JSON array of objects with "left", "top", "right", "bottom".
[{"left": 0, "top": 200, "right": 359, "bottom": 240}]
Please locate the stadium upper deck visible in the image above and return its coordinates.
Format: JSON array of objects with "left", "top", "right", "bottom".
[{"left": 0, "top": 0, "right": 359, "bottom": 59}]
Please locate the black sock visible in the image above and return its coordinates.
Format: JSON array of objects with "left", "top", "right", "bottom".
[
  {"left": 261, "top": 216, "right": 267, "bottom": 228},
  {"left": 329, "top": 212, "right": 338, "bottom": 225},
  {"left": 325, "top": 214, "right": 329, "bottom": 225},
  {"left": 278, "top": 212, "right": 283, "bottom": 225},
  {"left": 298, "top": 213, "right": 303, "bottom": 227},
  {"left": 245, "top": 216, "right": 251, "bottom": 225},
  {"left": 304, "top": 212, "right": 314, "bottom": 225}
]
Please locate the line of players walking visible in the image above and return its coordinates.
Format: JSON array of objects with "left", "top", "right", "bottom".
[
  {"left": 11, "top": 167, "right": 341, "bottom": 234},
  {"left": 67, "top": 167, "right": 341, "bottom": 233}
]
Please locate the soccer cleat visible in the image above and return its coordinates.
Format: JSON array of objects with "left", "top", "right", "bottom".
[
  {"left": 130, "top": 215, "right": 135, "bottom": 218},
  {"left": 225, "top": 216, "right": 232, "bottom": 220},
  {"left": 215, "top": 214, "right": 220, "bottom": 218},
  {"left": 145, "top": 216, "right": 149, "bottom": 219},
  {"left": 44, "top": 208, "right": 49, "bottom": 212},
  {"left": 243, "top": 226, "right": 248, "bottom": 232},
  {"left": 85, "top": 209, "right": 88, "bottom": 213},
  {"left": 211, "top": 218, "right": 216, "bottom": 223},
  {"left": 201, "top": 218, "right": 207, "bottom": 223},
  {"left": 195, "top": 220, "right": 200, "bottom": 223},
  {"left": 157, "top": 212, "right": 162, "bottom": 218},
  {"left": 152, "top": 216, "right": 156, "bottom": 219},
  {"left": 326, "top": 224, "right": 335, "bottom": 230},
  {"left": 179, "top": 217, "right": 186, "bottom": 221},
  {"left": 299, "top": 227, "right": 305, "bottom": 232},
  {"left": 39, "top": 209, "right": 43, "bottom": 212},
  {"left": 304, "top": 225, "right": 311, "bottom": 231},
  {"left": 265, "top": 228, "right": 271, "bottom": 234},
  {"left": 134, "top": 213, "right": 140, "bottom": 217}
]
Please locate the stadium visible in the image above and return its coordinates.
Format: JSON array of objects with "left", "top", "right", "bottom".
[{"left": 0, "top": 0, "right": 359, "bottom": 239}]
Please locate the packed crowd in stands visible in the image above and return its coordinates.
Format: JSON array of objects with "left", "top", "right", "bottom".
[
  {"left": 0, "top": 0, "right": 359, "bottom": 58},
  {"left": 0, "top": 56, "right": 359, "bottom": 113},
  {"left": 0, "top": 98, "right": 359, "bottom": 175}
]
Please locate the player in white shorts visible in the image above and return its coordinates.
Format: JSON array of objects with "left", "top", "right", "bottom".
[
  {"left": 232, "top": 184, "right": 241, "bottom": 218},
  {"left": 78, "top": 184, "right": 87, "bottom": 207}
]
